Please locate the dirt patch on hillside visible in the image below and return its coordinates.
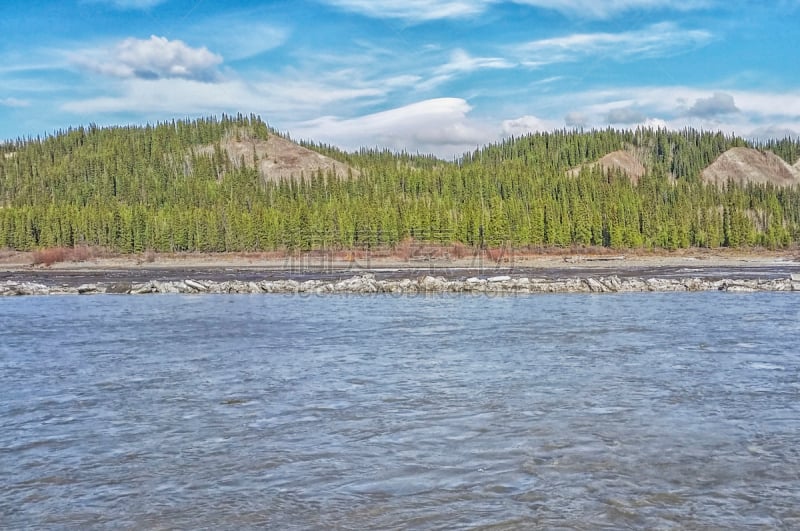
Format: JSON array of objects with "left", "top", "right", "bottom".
[
  {"left": 195, "top": 132, "right": 358, "bottom": 182},
  {"left": 702, "top": 147, "right": 800, "bottom": 187},
  {"left": 567, "top": 150, "right": 646, "bottom": 184}
]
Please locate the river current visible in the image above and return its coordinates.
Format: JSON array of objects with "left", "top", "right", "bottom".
[{"left": 1, "top": 292, "right": 799, "bottom": 529}]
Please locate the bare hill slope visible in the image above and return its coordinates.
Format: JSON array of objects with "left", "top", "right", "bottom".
[
  {"left": 701, "top": 147, "right": 800, "bottom": 187},
  {"left": 196, "top": 132, "right": 358, "bottom": 182},
  {"left": 567, "top": 150, "right": 646, "bottom": 184}
]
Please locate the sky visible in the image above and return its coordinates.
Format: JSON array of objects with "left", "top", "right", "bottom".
[{"left": 1, "top": 0, "right": 799, "bottom": 158}]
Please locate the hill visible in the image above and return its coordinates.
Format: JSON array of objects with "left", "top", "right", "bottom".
[
  {"left": 195, "top": 131, "right": 357, "bottom": 182},
  {"left": 701, "top": 147, "right": 800, "bottom": 187},
  {"left": 567, "top": 149, "right": 646, "bottom": 183}
]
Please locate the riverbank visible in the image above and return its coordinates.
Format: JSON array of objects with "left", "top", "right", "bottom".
[
  {"left": 3, "top": 273, "right": 800, "bottom": 296},
  {"left": 2, "top": 248, "right": 799, "bottom": 295},
  {"left": 2, "top": 247, "right": 799, "bottom": 275}
]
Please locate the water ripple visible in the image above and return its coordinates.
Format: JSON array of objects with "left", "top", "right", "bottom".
[{"left": 1, "top": 292, "right": 799, "bottom": 528}]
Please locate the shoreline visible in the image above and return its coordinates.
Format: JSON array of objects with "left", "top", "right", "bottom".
[
  {"left": 3, "top": 274, "right": 799, "bottom": 296},
  {"left": 2, "top": 249, "right": 799, "bottom": 295}
]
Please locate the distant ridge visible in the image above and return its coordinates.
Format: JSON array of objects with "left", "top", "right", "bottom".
[{"left": 701, "top": 147, "right": 800, "bottom": 187}]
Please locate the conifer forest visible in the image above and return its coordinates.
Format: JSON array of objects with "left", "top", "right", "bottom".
[{"left": 1, "top": 114, "right": 799, "bottom": 253}]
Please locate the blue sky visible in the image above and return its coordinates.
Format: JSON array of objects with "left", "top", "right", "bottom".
[{"left": 2, "top": 0, "right": 799, "bottom": 157}]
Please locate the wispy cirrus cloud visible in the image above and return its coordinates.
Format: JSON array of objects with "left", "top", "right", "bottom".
[
  {"left": 514, "top": 22, "right": 713, "bottom": 65},
  {"left": 417, "top": 48, "right": 517, "bottom": 90},
  {"left": 60, "top": 54, "right": 422, "bottom": 123},
  {"left": 512, "top": 0, "right": 712, "bottom": 19},
  {"left": 318, "top": 0, "right": 711, "bottom": 21},
  {"left": 61, "top": 76, "right": 388, "bottom": 117},
  {"left": 436, "top": 49, "right": 515, "bottom": 75},
  {"left": 0, "top": 97, "right": 31, "bottom": 108},
  {"left": 70, "top": 35, "right": 223, "bottom": 81},
  {"left": 84, "top": 0, "right": 166, "bottom": 9},
  {"left": 318, "top": 0, "right": 490, "bottom": 21},
  {"left": 184, "top": 13, "right": 290, "bottom": 62}
]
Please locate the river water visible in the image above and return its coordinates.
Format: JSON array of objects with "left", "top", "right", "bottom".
[{"left": 1, "top": 292, "right": 799, "bottom": 529}]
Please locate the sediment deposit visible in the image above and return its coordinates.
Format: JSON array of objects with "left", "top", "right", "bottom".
[{"left": 3, "top": 274, "right": 799, "bottom": 296}]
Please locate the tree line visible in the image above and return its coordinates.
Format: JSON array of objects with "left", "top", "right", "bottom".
[{"left": 1, "top": 114, "right": 799, "bottom": 252}]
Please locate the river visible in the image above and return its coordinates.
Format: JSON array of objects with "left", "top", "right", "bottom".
[{"left": 2, "top": 292, "right": 799, "bottom": 529}]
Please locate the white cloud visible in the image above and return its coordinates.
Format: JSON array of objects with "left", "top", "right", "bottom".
[
  {"left": 63, "top": 89, "right": 501, "bottom": 157},
  {"left": 0, "top": 97, "right": 31, "bottom": 108},
  {"left": 501, "top": 115, "right": 559, "bottom": 136},
  {"left": 576, "top": 87, "right": 800, "bottom": 121},
  {"left": 564, "top": 111, "right": 588, "bottom": 127},
  {"left": 606, "top": 106, "right": 646, "bottom": 124},
  {"left": 642, "top": 117, "right": 669, "bottom": 129},
  {"left": 514, "top": 22, "right": 712, "bottom": 64},
  {"left": 728, "top": 90, "right": 800, "bottom": 118},
  {"left": 747, "top": 126, "right": 799, "bottom": 141},
  {"left": 686, "top": 92, "right": 739, "bottom": 117},
  {"left": 292, "top": 98, "right": 497, "bottom": 157},
  {"left": 72, "top": 36, "right": 223, "bottom": 81},
  {"left": 529, "top": 86, "right": 800, "bottom": 140}
]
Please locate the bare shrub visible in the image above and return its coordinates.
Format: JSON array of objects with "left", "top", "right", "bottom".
[
  {"left": 486, "top": 247, "right": 503, "bottom": 262},
  {"left": 31, "top": 245, "right": 112, "bottom": 266},
  {"left": 31, "top": 247, "right": 68, "bottom": 266},
  {"left": 70, "top": 245, "right": 93, "bottom": 262},
  {"left": 450, "top": 242, "right": 468, "bottom": 259},
  {"left": 394, "top": 237, "right": 416, "bottom": 261}
]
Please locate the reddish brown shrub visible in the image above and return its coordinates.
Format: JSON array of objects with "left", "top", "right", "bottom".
[
  {"left": 70, "top": 245, "right": 93, "bottom": 262},
  {"left": 394, "top": 237, "right": 415, "bottom": 261},
  {"left": 450, "top": 242, "right": 468, "bottom": 259},
  {"left": 31, "top": 247, "right": 68, "bottom": 266},
  {"left": 486, "top": 247, "right": 504, "bottom": 262},
  {"left": 31, "top": 245, "right": 111, "bottom": 266}
]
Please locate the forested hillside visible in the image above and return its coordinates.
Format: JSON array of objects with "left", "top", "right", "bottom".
[{"left": 1, "top": 114, "right": 800, "bottom": 252}]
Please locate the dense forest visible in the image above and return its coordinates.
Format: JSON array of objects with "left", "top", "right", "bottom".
[{"left": 1, "top": 114, "right": 800, "bottom": 253}]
